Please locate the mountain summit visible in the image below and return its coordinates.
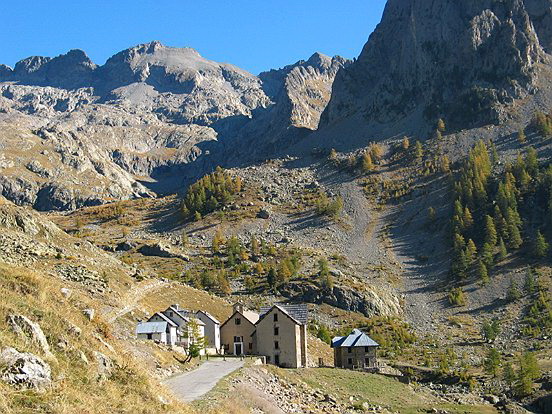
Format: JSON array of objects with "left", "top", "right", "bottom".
[{"left": 320, "top": 0, "right": 552, "bottom": 143}]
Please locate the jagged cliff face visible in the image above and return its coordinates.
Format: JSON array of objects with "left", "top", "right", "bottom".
[
  {"left": 321, "top": 0, "right": 552, "bottom": 139},
  {"left": 0, "top": 42, "right": 346, "bottom": 209}
]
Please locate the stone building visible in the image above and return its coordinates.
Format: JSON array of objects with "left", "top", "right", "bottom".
[{"left": 331, "top": 329, "right": 379, "bottom": 369}]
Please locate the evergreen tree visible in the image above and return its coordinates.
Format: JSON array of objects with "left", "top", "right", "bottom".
[
  {"left": 482, "top": 319, "right": 500, "bottom": 342},
  {"left": 525, "top": 147, "right": 539, "bottom": 177},
  {"left": 484, "top": 348, "right": 502, "bottom": 377},
  {"left": 463, "top": 208, "right": 474, "bottom": 229},
  {"left": 478, "top": 260, "right": 489, "bottom": 285},
  {"left": 250, "top": 236, "right": 260, "bottom": 257},
  {"left": 414, "top": 141, "right": 424, "bottom": 160},
  {"left": 267, "top": 267, "right": 277, "bottom": 290},
  {"left": 507, "top": 279, "right": 521, "bottom": 302},
  {"left": 524, "top": 269, "right": 537, "bottom": 295},
  {"left": 481, "top": 242, "right": 495, "bottom": 268},
  {"left": 515, "top": 352, "right": 540, "bottom": 397},
  {"left": 533, "top": 230, "right": 549, "bottom": 258},
  {"left": 440, "top": 155, "right": 451, "bottom": 173},
  {"left": 465, "top": 239, "right": 477, "bottom": 264},
  {"left": 497, "top": 238, "right": 508, "bottom": 262},
  {"left": 484, "top": 215, "right": 498, "bottom": 246},
  {"left": 212, "top": 229, "right": 224, "bottom": 254},
  {"left": 504, "top": 362, "right": 516, "bottom": 387},
  {"left": 518, "top": 129, "right": 527, "bottom": 144}
]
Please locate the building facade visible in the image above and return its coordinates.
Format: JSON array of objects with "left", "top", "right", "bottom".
[
  {"left": 195, "top": 310, "right": 221, "bottom": 352},
  {"left": 331, "top": 329, "right": 379, "bottom": 369},
  {"left": 220, "top": 303, "right": 258, "bottom": 355},
  {"left": 255, "top": 304, "right": 308, "bottom": 368}
]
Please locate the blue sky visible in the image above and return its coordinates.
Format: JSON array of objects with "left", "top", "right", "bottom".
[{"left": 0, "top": 1, "right": 387, "bottom": 75}]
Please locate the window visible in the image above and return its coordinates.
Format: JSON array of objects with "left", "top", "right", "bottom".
[
  {"left": 147, "top": 333, "right": 152, "bottom": 340},
  {"left": 273, "top": 313, "right": 278, "bottom": 322},
  {"left": 364, "top": 346, "right": 370, "bottom": 353},
  {"left": 347, "top": 347, "right": 352, "bottom": 353},
  {"left": 347, "top": 358, "right": 353, "bottom": 365},
  {"left": 234, "top": 336, "right": 242, "bottom": 343},
  {"left": 274, "top": 327, "right": 279, "bottom": 336},
  {"left": 248, "top": 342, "right": 253, "bottom": 350},
  {"left": 274, "top": 355, "right": 280, "bottom": 365},
  {"left": 365, "top": 357, "right": 371, "bottom": 366},
  {"left": 267, "top": 356, "right": 271, "bottom": 363},
  {"left": 235, "top": 318, "right": 241, "bottom": 325},
  {"left": 274, "top": 341, "right": 279, "bottom": 350},
  {"left": 169, "top": 312, "right": 173, "bottom": 317}
]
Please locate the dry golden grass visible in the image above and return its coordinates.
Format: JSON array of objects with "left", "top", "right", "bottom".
[
  {"left": 138, "top": 283, "right": 233, "bottom": 323},
  {"left": 0, "top": 263, "right": 193, "bottom": 414}
]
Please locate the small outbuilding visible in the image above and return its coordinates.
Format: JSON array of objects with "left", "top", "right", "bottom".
[
  {"left": 136, "top": 321, "right": 177, "bottom": 345},
  {"left": 331, "top": 329, "right": 379, "bottom": 370}
]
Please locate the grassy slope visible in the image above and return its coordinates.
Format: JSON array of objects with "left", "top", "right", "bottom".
[
  {"left": 277, "top": 368, "right": 498, "bottom": 414},
  {"left": 0, "top": 263, "right": 192, "bottom": 414}
]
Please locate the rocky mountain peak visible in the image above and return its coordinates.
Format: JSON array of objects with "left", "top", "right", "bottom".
[{"left": 320, "top": 0, "right": 552, "bottom": 141}]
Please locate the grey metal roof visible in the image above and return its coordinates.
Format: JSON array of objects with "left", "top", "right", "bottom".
[
  {"left": 331, "top": 329, "right": 379, "bottom": 348},
  {"left": 259, "top": 303, "right": 308, "bottom": 325},
  {"left": 136, "top": 321, "right": 168, "bottom": 334}
]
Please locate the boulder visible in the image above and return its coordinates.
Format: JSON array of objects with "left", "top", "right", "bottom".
[
  {"left": 83, "top": 308, "right": 95, "bottom": 321},
  {"left": 138, "top": 241, "right": 189, "bottom": 261},
  {"left": 60, "top": 287, "right": 72, "bottom": 298},
  {"left": 6, "top": 314, "right": 53, "bottom": 358},
  {"left": 115, "top": 240, "right": 136, "bottom": 252},
  {"left": 93, "top": 351, "right": 113, "bottom": 381},
  {"left": 257, "top": 209, "right": 270, "bottom": 219},
  {"left": 0, "top": 347, "right": 51, "bottom": 391}
]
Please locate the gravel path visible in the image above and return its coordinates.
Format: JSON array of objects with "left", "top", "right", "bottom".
[{"left": 164, "top": 359, "right": 244, "bottom": 402}]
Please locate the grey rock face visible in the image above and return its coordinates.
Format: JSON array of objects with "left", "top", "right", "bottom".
[
  {"left": 0, "top": 347, "right": 52, "bottom": 390},
  {"left": 138, "top": 241, "right": 189, "bottom": 261},
  {"left": 93, "top": 351, "right": 113, "bottom": 381},
  {"left": 321, "top": 0, "right": 552, "bottom": 139},
  {"left": 6, "top": 314, "right": 53, "bottom": 358},
  {"left": 0, "top": 42, "right": 341, "bottom": 210}
]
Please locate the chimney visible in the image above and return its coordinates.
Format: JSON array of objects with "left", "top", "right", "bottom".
[{"left": 233, "top": 303, "right": 244, "bottom": 314}]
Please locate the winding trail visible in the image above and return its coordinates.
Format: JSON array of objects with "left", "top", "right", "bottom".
[
  {"left": 164, "top": 359, "right": 244, "bottom": 402},
  {"left": 104, "top": 279, "right": 167, "bottom": 323}
]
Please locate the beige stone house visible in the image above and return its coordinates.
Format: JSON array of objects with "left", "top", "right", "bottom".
[
  {"left": 256, "top": 304, "right": 308, "bottom": 368},
  {"left": 331, "top": 329, "right": 379, "bottom": 369},
  {"left": 220, "top": 303, "right": 259, "bottom": 355}
]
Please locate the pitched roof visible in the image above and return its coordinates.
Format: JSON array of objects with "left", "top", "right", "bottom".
[
  {"left": 259, "top": 303, "right": 308, "bottom": 325},
  {"left": 149, "top": 312, "right": 178, "bottom": 327},
  {"left": 220, "top": 309, "right": 259, "bottom": 329},
  {"left": 196, "top": 310, "right": 220, "bottom": 325},
  {"left": 136, "top": 321, "right": 168, "bottom": 334},
  {"left": 331, "top": 329, "right": 379, "bottom": 348}
]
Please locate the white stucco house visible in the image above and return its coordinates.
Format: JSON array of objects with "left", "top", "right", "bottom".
[
  {"left": 195, "top": 310, "right": 221, "bottom": 353},
  {"left": 140, "top": 305, "right": 206, "bottom": 353}
]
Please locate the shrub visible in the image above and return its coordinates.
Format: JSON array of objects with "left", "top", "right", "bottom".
[
  {"left": 448, "top": 287, "right": 466, "bottom": 306},
  {"left": 316, "top": 193, "right": 343, "bottom": 220}
]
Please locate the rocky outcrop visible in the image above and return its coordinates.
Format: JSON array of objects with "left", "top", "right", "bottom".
[
  {"left": 0, "top": 347, "right": 52, "bottom": 391},
  {"left": 138, "top": 241, "right": 189, "bottom": 261},
  {"left": 281, "top": 282, "right": 402, "bottom": 318},
  {"left": 320, "top": 0, "right": 552, "bottom": 145},
  {"left": 7, "top": 315, "right": 53, "bottom": 358}
]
